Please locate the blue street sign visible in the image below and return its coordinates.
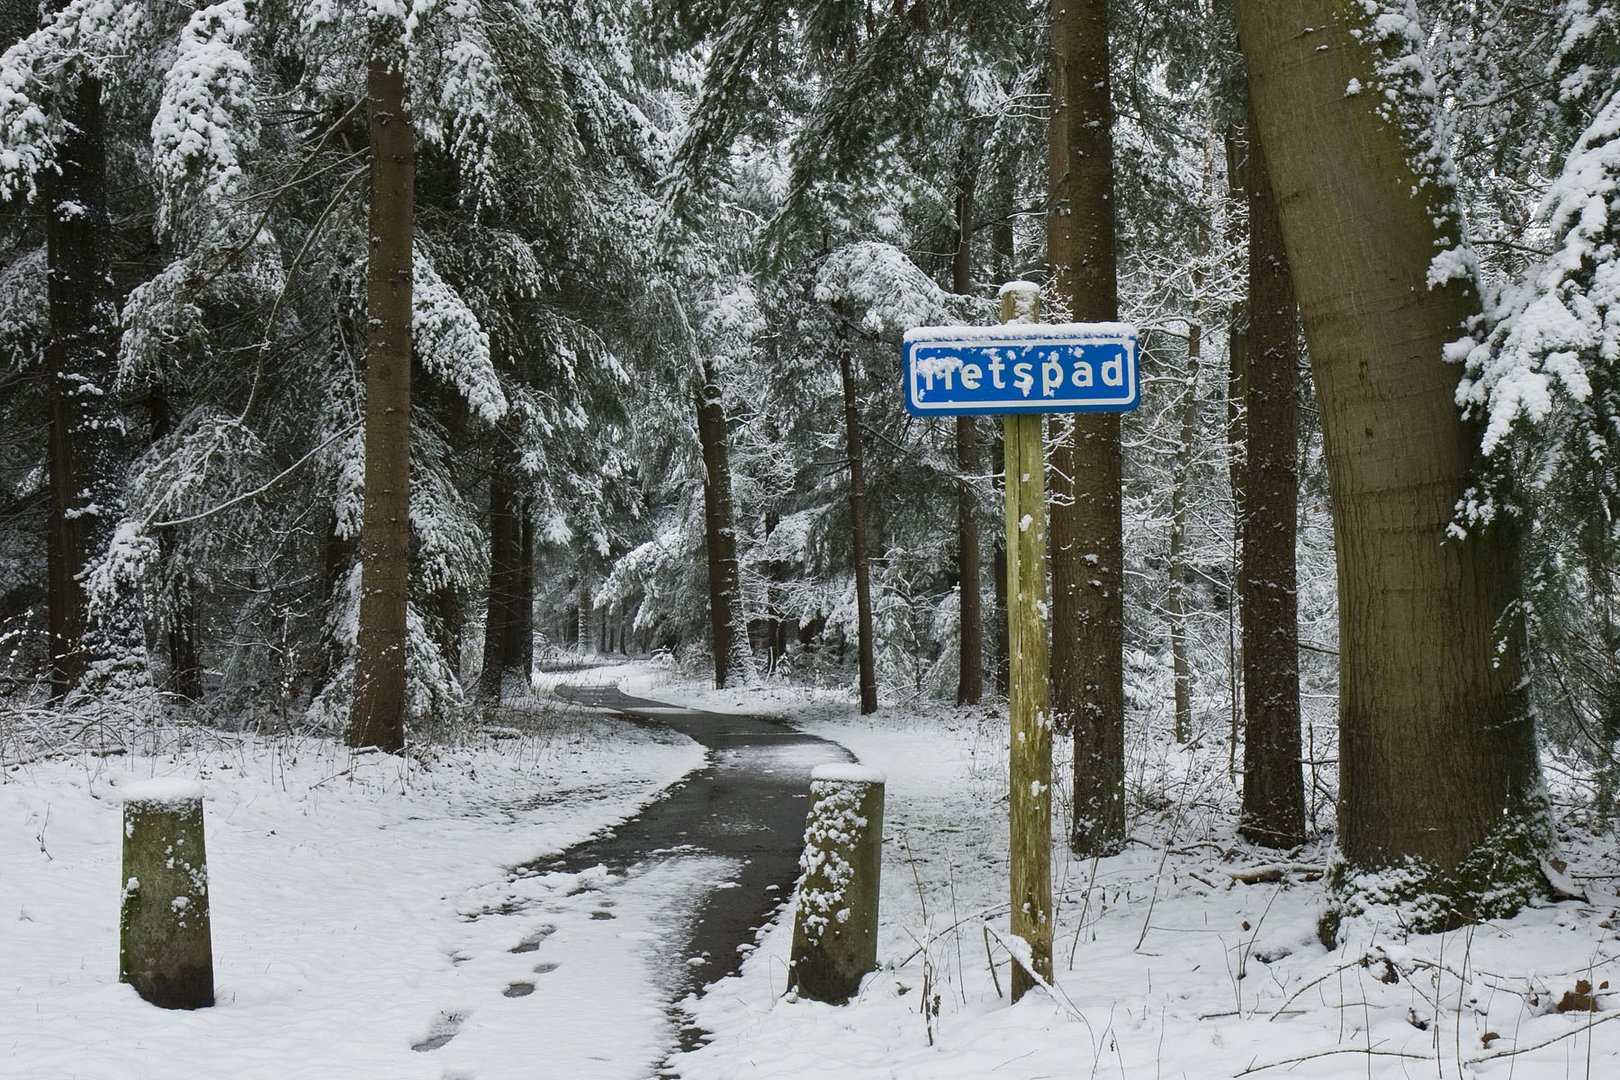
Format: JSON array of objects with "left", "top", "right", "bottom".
[{"left": 902, "top": 322, "right": 1140, "bottom": 416}]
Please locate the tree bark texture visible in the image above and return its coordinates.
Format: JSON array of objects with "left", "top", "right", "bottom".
[
  {"left": 697, "top": 361, "right": 741, "bottom": 689},
  {"left": 1003, "top": 284, "right": 1053, "bottom": 1002},
  {"left": 1169, "top": 313, "right": 1201, "bottom": 745},
  {"left": 838, "top": 340, "right": 878, "bottom": 715},
  {"left": 1050, "top": 0, "right": 1125, "bottom": 856},
  {"left": 478, "top": 477, "right": 521, "bottom": 701},
  {"left": 1235, "top": 2, "right": 1544, "bottom": 920},
  {"left": 1238, "top": 118, "right": 1305, "bottom": 849},
  {"left": 952, "top": 169, "right": 984, "bottom": 706},
  {"left": 347, "top": 51, "right": 414, "bottom": 752},
  {"left": 44, "top": 76, "right": 124, "bottom": 699}
]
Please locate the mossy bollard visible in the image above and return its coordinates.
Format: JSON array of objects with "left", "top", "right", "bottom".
[
  {"left": 789, "top": 764, "right": 885, "bottom": 1004},
  {"left": 119, "top": 779, "right": 214, "bottom": 1009}
]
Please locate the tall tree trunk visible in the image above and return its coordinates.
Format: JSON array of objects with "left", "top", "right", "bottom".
[
  {"left": 763, "top": 510, "right": 788, "bottom": 672},
  {"left": 990, "top": 233, "right": 1016, "bottom": 699},
  {"left": 577, "top": 577, "right": 593, "bottom": 654},
  {"left": 1238, "top": 115, "right": 1305, "bottom": 849},
  {"left": 44, "top": 76, "right": 124, "bottom": 699},
  {"left": 1051, "top": 0, "right": 1125, "bottom": 855},
  {"left": 516, "top": 501, "right": 534, "bottom": 680},
  {"left": 347, "top": 50, "right": 414, "bottom": 752},
  {"left": 696, "top": 360, "right": 741, "bottom": 689},
  {"left": 953, "top": 164, "right": 984, "bottom": 706},
  {"left": 478, "top": 477, "right": 519, "bottom": 701},
  {"left": 838, "top": 338, "right": 878, "bottom": 714},
  {"left": 1169, "top": 313, "right": 1201, "bottom": 745},
  {"left": 1235, "top": 2, "right": 1545, "bottom": 926}
]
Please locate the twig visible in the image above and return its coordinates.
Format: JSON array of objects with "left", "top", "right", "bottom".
[
  {"left": 1465, "top": 1010, "right": 1620, "bottom": 1065},
  {"left": 149, "top": 421, "right": 361, "bottom": 529},
  {"left": 240, "top": 164, "right": 368, "bottom": 423},
  {"left": 983, "top": 924, "right": 1004, "bottom": 999},
  {"left": 1238, "top": 1047, "right": 1430, "bottom": 1075}
]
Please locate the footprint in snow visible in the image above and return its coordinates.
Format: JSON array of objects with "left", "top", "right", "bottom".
[
  {"left": 410, "top": 1012, "right": 465, "bottom": 1052},
  {"left": 509, "top": 925, "right": 556, "bottom": 953}
]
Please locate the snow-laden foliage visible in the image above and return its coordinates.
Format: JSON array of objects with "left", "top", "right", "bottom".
[
  {"left": 0, "top": 0, "right": 142, "bottom": 200},
  {"left": 813, "top": 241, "right": 980, "bottom": 339},
  {"left": 151, "top": 0, "right": 259, "bottom": 240},
  {"left": 0, "top": 248, "right": 48, "bottom": 372},
  {"left": 413, "top": 245, "right": 506, "bottom": 424},
  {"left": 410, "top": 424, "right": 488, "bottom": 599},
  {"left": 1454, "top": 82, "right": 1620, "bottom": 521}
]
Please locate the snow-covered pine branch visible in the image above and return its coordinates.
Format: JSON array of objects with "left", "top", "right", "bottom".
[
  {"left": 413, "top": 244, "right": 507, "bottom": 424},
  {"left": 151, "top": 0, "right": 260, "bottom": 240},
  {"left": 1453, "top": 89, "right": 1620, "bottom": 526},
  {"left": 813, "top": 241, "right": 984, "bottom": 340}
]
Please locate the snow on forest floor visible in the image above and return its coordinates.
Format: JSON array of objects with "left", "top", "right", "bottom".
[
  {"left": 2, "top": 679, "right": 710, "bottom": 1080},
  {"left": 5, "top": 660, "right": 1620, "bottom": 1079},
  {"left": 626, "top": 667, "right": 1620, "bottom": 1080}
]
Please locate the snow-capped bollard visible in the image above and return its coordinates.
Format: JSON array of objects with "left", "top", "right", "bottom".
[
  {"left": 789, "top": 764, "right": 885, "bottom": 1004},
  {"left": 119, "top": 779, "right": 214, "bottom": 1010}
]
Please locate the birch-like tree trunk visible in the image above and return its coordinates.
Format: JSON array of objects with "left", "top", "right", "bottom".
[
  {"left": 347, "top": 49, "right": 414, "bottom": 752},
  {"left": 1050, "top": 0, "right": 1125, "bottom": 855},
  {"left": 1235, "top": 1, "right": 1546, "bottom": 925}
]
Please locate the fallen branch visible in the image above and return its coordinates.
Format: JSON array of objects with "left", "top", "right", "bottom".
[
  {"left": 1466, "top": 1009, "right": 1620, "bottom": 1065},
  {"left": 1229, "top": 862, "right": 1324, "bottom": 885},
  {"left": 1238, "top": 1046, "right": 1430, "bottom": 1075}
]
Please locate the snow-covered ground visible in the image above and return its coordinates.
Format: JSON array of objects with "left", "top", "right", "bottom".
[
  {"left": 6, "top": 661, "right": 1620, "bottom": 1079},
  {"left": 3, "top": 679, "right": 709, "bottom": 1080},
  {"left": 629, "top": 668, "right": 1620, "bottom": 1080}
]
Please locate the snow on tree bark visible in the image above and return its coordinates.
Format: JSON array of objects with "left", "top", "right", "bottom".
[{"left": 1235, "top": 0, "right": 1548, "bottom": 930}]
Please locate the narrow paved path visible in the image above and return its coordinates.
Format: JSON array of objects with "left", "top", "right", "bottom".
[{"left": 538, "top": 685, "right": 852, "bottom": 1049}]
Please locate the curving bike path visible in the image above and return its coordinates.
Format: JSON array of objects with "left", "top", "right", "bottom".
[{"left": 538, "top": 684, "right": 852, "bottom": 1049}]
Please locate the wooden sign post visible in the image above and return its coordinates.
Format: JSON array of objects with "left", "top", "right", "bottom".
[
  {"left": 999, "top": 282, "right": 1052, "bottom": 1000},
  {"left": 903, "top": 284, "right": 1137, "bottom": 1002}
]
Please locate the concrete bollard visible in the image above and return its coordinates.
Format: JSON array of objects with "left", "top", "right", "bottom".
[
  {"left": 789, "top": 764, "right": 885, "bottom": 1004},
  {"left": 119, "top": 779, "right": 214, "bottom": 1009}
]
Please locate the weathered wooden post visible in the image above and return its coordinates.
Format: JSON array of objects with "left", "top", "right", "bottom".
[
  {"left": 902, "top": 282, "right": 1138, "bottom": 1004},
  {"left": 119, "top": 779, "right": 214, "bottom": 1009},
  {"left": 789, "top": 764, "right": 886, "bottom": 1004},
  {"left": 997, "top": 281, "right": 1053, "bottom": 1000}
]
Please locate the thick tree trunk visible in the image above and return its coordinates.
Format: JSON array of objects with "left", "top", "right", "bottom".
[
  {"left": 347, "top": 51, "right": 414, "bottom": 752},
  {"left": 1169, "top": 316, "right": 1201, "bottom": 745},
  {"left": 478, "top": 478, "right": 520, "bottom": 701},
  {"left": 696, "top": 360, "right": 741, "bottom": 689},
  {"left": 838, "top": 340, "right": 878, "bottom": 714},
  {"left": 1238, "top": 117, "right": 1305, "bottom": 850},
  {"left": 1050, "top": 0, "right": 1125, "bottom": 855},
  {"left": 1235, "top": 1, "right": 1545, "bottom": 924},
  {"left": 44, "top": 76, "right": 124, "bottom": 699},
  {"left": 952, "top": 168, "right": 984, "bottom": 706}
]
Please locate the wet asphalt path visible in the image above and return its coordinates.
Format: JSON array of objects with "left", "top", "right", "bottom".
[{"left": 534, "top": 684, "right": 852, "bottom": 1045}]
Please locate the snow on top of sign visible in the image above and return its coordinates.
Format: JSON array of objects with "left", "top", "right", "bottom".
[{"left": 903, "top": 321, "right": 1136, "bottom": 344}]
